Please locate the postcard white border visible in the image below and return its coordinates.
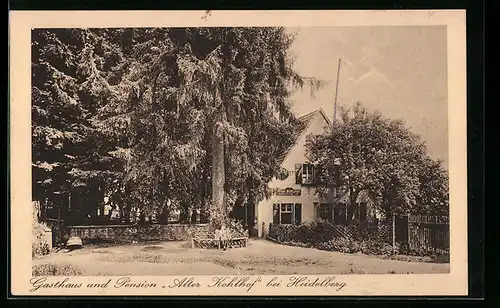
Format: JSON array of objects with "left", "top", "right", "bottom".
[{"left": 9, "top": 10, "right": 467, "bottom": 296}]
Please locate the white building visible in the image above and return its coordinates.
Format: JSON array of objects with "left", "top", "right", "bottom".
[{"left": 252, "top": 108, "right": 377, "bottom": 238}]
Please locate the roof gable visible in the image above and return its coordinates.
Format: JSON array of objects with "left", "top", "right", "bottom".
[{"left": 277, "top": 108, "right": 331, "bottom": 165}]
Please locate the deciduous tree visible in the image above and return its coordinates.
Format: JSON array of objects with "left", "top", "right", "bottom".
[{"left": 306, "top": 102, "right": 449, "bottom": 220}]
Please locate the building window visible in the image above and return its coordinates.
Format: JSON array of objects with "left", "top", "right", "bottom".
[
  {"left": 317, "top": 203, "right": 333, "bottom": 222},
  {"left": 273, "top": 203, "right": 302, "bottom": 225},
  {"left": 295, "top": 163, "right": 315, "bottom": 185},
  {"left": 280, "top": 204, "right": 293, "bottom": 224},
  {"left": 302, "top": 164, "right": 314, "bottom": 184}
]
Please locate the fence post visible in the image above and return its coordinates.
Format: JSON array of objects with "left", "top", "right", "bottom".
[
  {"left": 407, "top": 214, "right": 411, "bottom": 250},
  {"left": 392, "top": 213, "right": 396, "bottom": 251}
]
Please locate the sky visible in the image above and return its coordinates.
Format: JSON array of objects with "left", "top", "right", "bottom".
[{"left": 287, "top": 26, "right": 448, "bottom": 168}]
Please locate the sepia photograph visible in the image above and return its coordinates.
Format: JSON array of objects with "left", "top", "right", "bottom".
[
  {"left": 10, "top": 10, "right": 467, "bottom": 296},
  {"left": 30, "top": 24, "right": 450, "bottom": 276}
]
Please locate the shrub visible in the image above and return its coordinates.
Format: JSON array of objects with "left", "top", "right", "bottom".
[
  {"left": 314, "top": 237, "right": 358, "bottom": 253},
  {"left": 314, "top": 237, "right": 399, "bottom": 255},
  {"left": 137, "top": 224, "right": 164, "bottom": 241},
  {"left": 268, "top": 223, "right": 299, "bottom": 242},
  {"left": 431, "top": 253, "right": 450, "bottom": 263},
  {"left": 226, "top": 218, "right": 248, "bottom": 238},
  {"left": 360, "top": 239, "right": 399, "bottom": 255},
  {"left": 269, "top": 220, "right": 387, "bottom": 245},
  {"left": 269, "top": 221, "right": 401, "bottom": 256},
  {"left": 32, "top": 263, "right": 83, "bottom": 276},
  {"left": 32, "top": 217, "right": 51, "bottom": 257},
  {"left": 32, "top": 234, "right": 51, "bottom": 258},
  {"left": 300, "top": 220, "right": 336, "bottom": 243},
  {"left": 397, "top": 242, "right": 449, "bottom": 259},
  {"left": 280, "top": 241, "right": 313, "bottom": 248}
]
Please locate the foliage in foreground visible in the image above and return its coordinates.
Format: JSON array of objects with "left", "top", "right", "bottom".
[
  {"left": 313, "top": 237, "right": 398, "bottom": 255},
  {"left": 279, "top": 237, "right": 449, "bottom": 262},
  {"left": 32, "top": 202, "right": 51, "bottom": 258},
  {"left": 32, "top": 263, "right": 83, "bottom": 276},
  {"left": 32, "top": 27, "right": 326, "bottom": 228},
  {"left": 269, "top": 219, "right": 391, "bottom": 244},
  {"left": 32, "top": 222, "right": 51, "bottom": 258},
  {"left": 269, "top": 220, "right": 449, "bottom": 260}
]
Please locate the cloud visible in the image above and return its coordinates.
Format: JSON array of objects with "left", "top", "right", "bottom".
[
  {"left": 348, "top": 67, "right": 393, "bottom": 86},
  {"left": 288, "top": 26, "right": 447, "bottom": 166},
  {"left": 338, "top": 58, "right": 357, "bottom": 76}
]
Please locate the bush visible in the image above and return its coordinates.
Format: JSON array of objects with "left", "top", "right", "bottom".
[
  {"left": 137, "top": 224, "right": 164, "bottom": 241},
  {"left": 269, "top": 220, "right": 386, "bottom": 245},
  {"left": 314, "top": 237, "right": 358, "bottom": 253},
  {"left": 32, "top": 201, "right": 51, "bottom": 257},
  {"left": 430, "top": 253, "right": 450, "bottom": 263},
  {"left": 313, "top": 237, "right": 398, "bottom": 255},
  {"left": 397, "top": 241, "right": 449, "bottom": 259},
  {"left": 299, "top": 220, "right": 337, "bottom": 243},
  {"left": 280, "top": 241, "right": 313, "bottom": 248},
  {"left": 270, "top": 220, "right": 447, "bottom": 259},
  {"left": 226, "top": 218, "right": 248, "bottom": 238},
  {"left": 269, "top": 221, "right": 401, "bottom": 256},
  {"left": 360, "top": 239, "right": 399, "bottom": 255},
  {"left": 32, "top": 263, "right": 83, "bottom": 276},
  {"left": 32, "top": 221, "right": 51, "bottom": 258}
]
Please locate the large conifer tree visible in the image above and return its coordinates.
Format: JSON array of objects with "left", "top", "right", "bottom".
[{"left": 32, "top": 27, "right": 325, "bottom": 228}]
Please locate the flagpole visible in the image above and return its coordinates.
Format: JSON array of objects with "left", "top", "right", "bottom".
[{"left": 333, "top": 58, "right": 342, "bottom": 123}]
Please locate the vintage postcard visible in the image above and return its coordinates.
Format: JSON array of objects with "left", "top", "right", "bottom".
[{"left": 9, "top": 10, "right": 467, "bottom": 296}]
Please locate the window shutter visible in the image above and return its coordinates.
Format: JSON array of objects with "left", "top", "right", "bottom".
[
  {"left": 295, "top": 164, "right": 303, "bottom": 184},
  {"left": 272, "top": 204, "right": 279, "bottom": 224},
  {"left": 294, "top": 203, "right": 302, "bottom": 225},
  {"left": 313, "top": 164, "right": 320, "bottom": 184}
]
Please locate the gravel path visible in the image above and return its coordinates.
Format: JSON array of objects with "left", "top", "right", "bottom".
[{"left": 33, "top": 239, "right": 450, "bottom": 276}]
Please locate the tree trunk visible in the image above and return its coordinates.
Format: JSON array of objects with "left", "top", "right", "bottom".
[
  {"left": 347, "top": 187, "right": 359, "bottom": 223},
  {"left": 99, "top": 181, "right": 105, "bottom": 219},
  {"left": 210, "top": 35, "right": 228, "bottom": 231},
  {"left": 211, "top": 127, "right": 226, "bottom": 230}
]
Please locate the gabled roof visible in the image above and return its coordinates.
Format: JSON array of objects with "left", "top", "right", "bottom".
[{"left": 277, "top": 108, "right": 331, "bottom": 165}]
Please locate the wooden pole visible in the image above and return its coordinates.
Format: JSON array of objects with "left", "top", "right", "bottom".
[
  {"left": 333, "top": 58, "right": 342, "bottom": 123},
  {"left": 407, "top": 215, "right": 411, "bottom": 250},
  {"left": 392, "top": 213, "right": 396, "bottom": 250}
]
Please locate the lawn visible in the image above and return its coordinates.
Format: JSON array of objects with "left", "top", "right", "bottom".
[{"left": 32, "top": 239, "right": 450, "bottom": 276}]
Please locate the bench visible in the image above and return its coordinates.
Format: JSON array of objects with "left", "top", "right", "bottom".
[{"left": 190, "top": 230, "right": 248, "bottom": 249}]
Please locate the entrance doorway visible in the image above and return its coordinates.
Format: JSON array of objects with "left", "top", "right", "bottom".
[
  {"left": 244, "top": 202, "right": 257, "bottom": 237},
  {"left": 229, "top": 203, "right": 256, "bottom": 237}
]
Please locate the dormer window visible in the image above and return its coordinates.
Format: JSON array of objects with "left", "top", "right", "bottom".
[
  {"left": 302, "top": 164, "right": 314, "bottom": 184},
  {"left": 295, "top": 163, "right": 315, "bottom": 185}
]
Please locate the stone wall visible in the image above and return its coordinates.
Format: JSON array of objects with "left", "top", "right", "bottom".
[{"left": 67, "top": 224, "right": 210, "bottom": 244}]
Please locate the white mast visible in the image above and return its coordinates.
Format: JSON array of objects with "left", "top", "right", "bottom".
[{"left": 333, "top": 58, "right": 342, "bottom": 123}]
